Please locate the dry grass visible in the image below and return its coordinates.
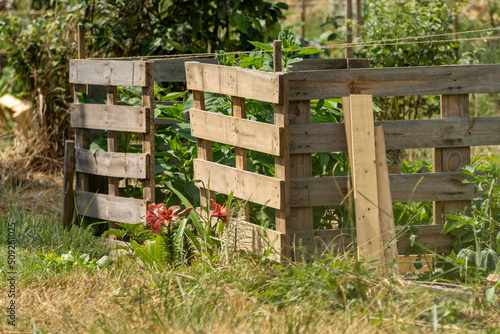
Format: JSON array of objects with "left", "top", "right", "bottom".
[{"left": 1, "top": 246, "right": 499, "bottom": 333}]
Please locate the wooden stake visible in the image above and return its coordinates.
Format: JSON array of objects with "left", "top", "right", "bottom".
[
  {"left": 193, "top": 90, "right": 215, "bottom": 212},
  {"left": 345, "top": 0, "right": 353, "bottom": 58},
  {"left": 62, "top": 140, "right": 75, "bottom": 228},
  {"left": 343, "top": 95, "right": 383, "bottom": 261},
  {"left": 374, "top": 126, "right": 398, "bottom": 266},
  {"left": 233, "top": 96, "right": 250, "bottom": 221},
  {"left": 433, "top": 94, "right": 470, "bottom": 224},
  {"left": 273, "top": 39, "right": 290, "bottom": 260},
  {"left": 142, "top": 61, "right": 155, "bottom": 206},
  {"left": 273, "top": 40, "right": 282, "bottom": 73}
]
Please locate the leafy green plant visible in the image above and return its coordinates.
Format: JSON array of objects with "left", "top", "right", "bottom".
[
  {"left": 104, "top": 190, "right": 234, "bottom": 270},
  {"left": 41, "top": 251, "right": 111, "bottom": 273},
  {"left": 432, "top": 157, "right": 500, "bottom": 280}
]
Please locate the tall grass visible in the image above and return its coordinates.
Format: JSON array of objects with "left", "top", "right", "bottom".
[{"left": 0, "top": 184, "right": 111, "bottom": 259}]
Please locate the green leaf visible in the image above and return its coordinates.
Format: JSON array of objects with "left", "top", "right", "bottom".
[
  {"left": 170, "top": 123, "right": 196, "bottom": 142},
  {"left": 293, "top": 47, "right": 324, "bottom": 57},
  {"left": 96, "top": 255, "right": 111, "bottom": 268},
  {"left": 90, "top": 138, "right": 107, "bottom": 156},
  {"left": 161, "top": 91, "right": 188, "bottom": 101},
  {"left": 249, "top": 41, "right": 273, "bottom": 51}
]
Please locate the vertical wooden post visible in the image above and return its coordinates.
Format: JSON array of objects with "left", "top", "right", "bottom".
[
  {"left": 356, "top": 0, "right": 362, "bottom": 38},
  {"left": 345, "top": 0, "right": 353, "bottom": 58},
  {"left": 142, "top": 61, "right": 155, "bottom": 206},
  {"left": 301, "top": 0, "right": 306, "bottom": 39},
  {"left": 374, "top": 126, "right": 398, "bottom": 266},
  {"left": 77, "top": 24, "right": 87, "bottom": 95},
  {"left": 107, "top": 86, "right": 119, "bottom": 229},
  {"left": 233, "top": 96, "right": 250, "bottom": 221},
  {"left": 289, "top": 101, "right": 312, "bottom": 233},
  {"left": 343, "top": 95, "right": 384, "bottom": 262},
  {"left": 273, "top": 40, "right": 291, "bottom": 259},
  {"left": 62, "top": 140, "right": 75, "bottom": 228},
  {"left": 193, "top": 90, "right": 214, "bottom": 211},
  {"left": 433, "top": 94, "right": 471, "bottom": 224}
]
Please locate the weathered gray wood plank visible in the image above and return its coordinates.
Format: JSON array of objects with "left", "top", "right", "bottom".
[
  {"left": 289, "top": 117, "right": 500, "bottom": 154},
  {"left": 185, "top": 62, "right": 283, "bottom": 103},
  {"left": 287, "top": 64, "right": 500, "bottom": 100},
  {"left": 74, "top": 149, "right": 148, "bottom": 179},
  {"left": 193, "top": 159, "right": 284, "bottom": 210},
  {"left": 71, "top": 104, "right": 149, "bottom": 133},
  {"left": 292, "top": 224, "right": 454, "bottom": 258},
  {"left": 70, "top": 59, "right": 147, "bottom": 86},
  {"left": 190, "top": 108, "right": 283, "bottom": 156},
  {"left": 75, "top": 191, "right": 147, "bottom": 224},
  {"left": 290, "top": 172, "right": 475, "bottom": 207}
]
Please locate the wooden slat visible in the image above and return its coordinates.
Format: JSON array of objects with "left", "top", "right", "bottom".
[
  {"left": 289, "top": 58, "right": 348, "bottom": 71},
  {"left": 227, "top": 219, "right": 284, "bottom": 262},
  {"left": 185, "top": 62, "right": 283, "bottom": 104},
  {"left": 75, "top": 191, "right": 147, "bottom": 224},
  {"left": 292, "top": 224, "right": 455, "bottom": 259},
  {"left": 273, "top": 40, "right": 292, "bottom": 260},
  {"left": 69, "top": 59, "right": 147, "bottom": 86},
  {"left": 233, "top": 96, "right": 250, "bottom": 221},
  {"left": 374, "top": 126, "right": 399, "bottom": 264},
  {"left": 290, "top": 172, "right": 475, "bottom": 207},
  {"left": 343, "top": 95, "right": 384, "bottom": 261},
  {"left": 74, "top": 149, "right": 147, "bottom": 179},
  {"left": 142, "top": 61, "right": 155, "bottom": 205},
  {"left": 289, "top": 101, "right": 313, "bottom": 232},
  {"left": 193, "top": 159, "right": 284, "bottom": 210},
  {"left": 289, "top": 117, "right": 500, "bottom": 154},
  {"left": 153, "top": 58, "right": 217, "bottom": 82},
  {"left": 193, "top": 90, "right": 215, "bottom": 211},
  {"left": 287, "top": 64, "right": 500, "bottom": 100},
  {"left": 71, "top": 104, "right": 149, "bottom": 133},
  {"left": 434, "top": 94, "right": 471, "bottom": 224},
  {"left": 190, "top": 108, "right": 282, "bottom": 156}
]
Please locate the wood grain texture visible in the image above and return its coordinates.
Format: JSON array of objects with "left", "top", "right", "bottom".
[
  {"left": 192, "top": 90, "right": 215, "bottom": 210},
  {"left": 193, "top": 159, "right": 285, "bottom": 210},
  {"left": 70, "top": 59, "right": 147, "bottom": 86},
  {"left": 142, "top": 61, "right": 155, "bottom": 205},
  {"left": 233, "top": 96, "right": 250, "bottom": 221},
  {"left": 434, "top": 94, "right": 471, "bottom": 224},
  {"left": 287, "top": 64, "right": 500, "bottom": 100},
  {"left": 273, "top": 70, "right": 291, "bottom": 258},
  {"left": 289, "top": 100, "right": 313, "bottom": 232},
  {"left": 374, "top": 126, "right": 398, "bottom": 264},
  {"left": 289, "top": 117, "right": 500, "bottom": 153},
  {"left": 74, "top": 149, "right": 148, "bottom": 179},
  {"left": 227, "top": 219, "right": 284, "bottom": 262},
  {"left": 189, "top": 108, "right": 282, "bottom": 156},
  {"left": 290, "top": 172, "right": 475, "bottom": 207},
  {"left": 185, "top": 62, "right": 283, "bottom": 104},
  {"left": 75, "top": 191, "right": 147, "bottom": 224},
  {"left": 343, "top": 95, "right": 384, "bottom": 261},
  {"left": 70, "top": 104, "right": 149, "bottom": 133},
  {"left": 291, "top": 224, "right": 455, "bottom": 260}
]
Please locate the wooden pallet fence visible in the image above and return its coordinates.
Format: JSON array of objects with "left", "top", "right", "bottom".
[
  {"left": 66, "top": 59, "right": 155, "bottom": 225},
  {"left": 185, "top": 58, "right": 500, "bottom": 263}
]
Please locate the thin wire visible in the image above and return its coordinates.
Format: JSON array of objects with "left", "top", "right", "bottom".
[{"left": 89, "top": 27, "right": 500, "bottom": 60}]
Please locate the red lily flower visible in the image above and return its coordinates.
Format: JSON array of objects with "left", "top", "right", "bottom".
[
  {"left": 145, "top": 203, "right": 181, "bottom": 235},
  {"left": 210, "top": 199, "right": 228, "bottom": 225}
]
